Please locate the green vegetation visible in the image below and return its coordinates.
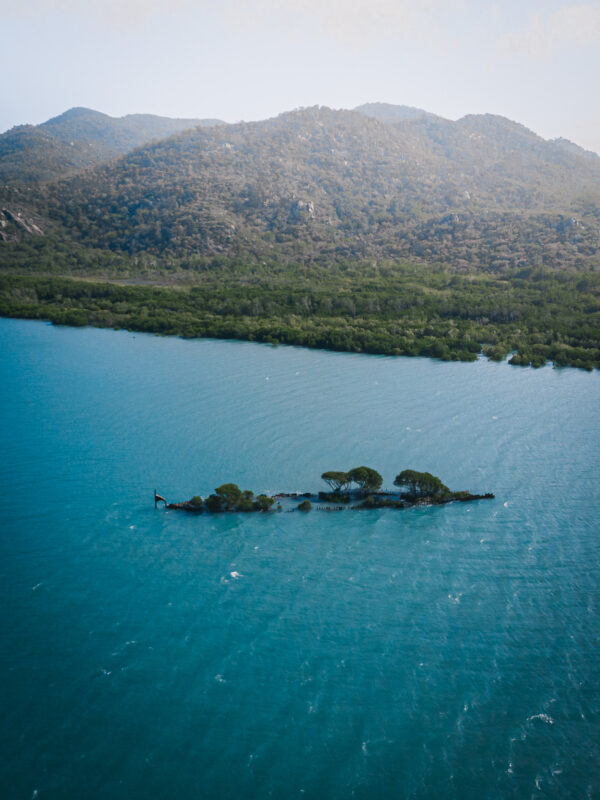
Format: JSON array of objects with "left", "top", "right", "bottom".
[
  {"left": 321, "top": 466, "right": 382, "bottom": 495},
  {"left": 394, "top": 470, "right": 450, "bottom": 501},
  {"left": 202, "top": 484, "right": 275, "bottom": 513},
  {"left": 321, "top": 471, "right": 351, "bottom": 492},
  {"left": 1, "top": 106, "right": 599, "bottom": 371},
  {"left": 347, "top": 466, "right": 383, "bottom": 494},
  {"left": 318, "top": 492, "right": 351, "bottom": 503},
  {"left": 167, "top": 467, "right": 492, "bottom": 514},
  {"left": 358, "top": 496, "right": 405, "bottom": 509},
  {"left": 1, "top": 265, "right": 597, "bottom": 369},
  {"left": 254, "top": 494, "right": 276, "bottom": 512}
]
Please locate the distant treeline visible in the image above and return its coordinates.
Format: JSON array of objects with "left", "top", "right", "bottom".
[{"left": 1, "top": 259, "right": 598, "bottom": 370}]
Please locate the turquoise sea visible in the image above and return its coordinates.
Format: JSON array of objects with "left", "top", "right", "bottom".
[{"left": 1, "top": 317, "right": 599, "bottom": 799}]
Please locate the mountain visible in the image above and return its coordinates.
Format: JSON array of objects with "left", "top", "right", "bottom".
[
  {"left": 1, "top": 104, "right": 598, "bottom": 370},
  {"left": 0, "top": 107, "right": 224, "bottom": 184},
  {"left": 550, "top": 136, "right": 599, "bottom": 161},
  {"left": 2, "top": 104, "right": 596, "bottom": 271},
  {"left": 355, "top": 102, "right": 442, "bottom": 124},
  {"left": 40, "top": 107, "right": 223, "bottom": 153}
]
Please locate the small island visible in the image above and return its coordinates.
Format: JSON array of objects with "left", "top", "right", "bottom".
[{"left": 155, "top": 466, "right": 494, "bottom": 514}]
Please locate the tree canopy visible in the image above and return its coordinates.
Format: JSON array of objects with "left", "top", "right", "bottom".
[
  {"left": 321, "top": 471, "right": 350, "bottom": 493},
  {"left": 393, "top": 470, "right": 450, "bottom": 499},
  {"left": 321, "top": 466, "right": 383, "bottom": 494},
  {"left": 215, "top": 483, "right": 242, "bottom": 509},
  {"left": 203, "top": 483, "right": 275, "bottom": 512},
  {"left": 347, "top": 466, "right": 383, "bottom": 493}
]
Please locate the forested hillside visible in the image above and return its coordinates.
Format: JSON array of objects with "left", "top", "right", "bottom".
[
  {"left": 1, "top": 104, "right": 598, "bottom": 369},
  {"left": 3, "top": 106, "right": 598, "bottom": 270},
  {"left": 0, "top": 107, "right": 222, "bottom": 184}
]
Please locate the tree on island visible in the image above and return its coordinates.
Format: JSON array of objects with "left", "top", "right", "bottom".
[
  {"left": 204, "top": 483, "right": 275, "bottom": 512},
  {"left": 162, "top": 466, "right": 491, "bottom": 514},
  {"left": 254, "top": 494, "right": 275, "bottom": 512},
  {"left": 321, "top": 471, "right": 350, "bottom": 493},
  {"left": 204, "top": 493, "right": 225, "bottom": 512},
  {"left": 347, "top": 466, "right": 383, "bottom": 494},
  {"left": 216, "top": 483, "right": 243, "bottom": 509},
  {"left": 237, "top": 490, "right": 256, "bottom": 512},
  {"left": 205, "top": 483, "right": 244, "bottom": 512},
  {"left": 393, "top": 470, "right": 450, "bottom": 500},
  {"left": 321, "top": 467, "right": 382, "bottom": 495}
]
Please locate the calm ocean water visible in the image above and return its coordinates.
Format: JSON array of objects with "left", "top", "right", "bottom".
[{"left": 1, "top": 317, "right": 599, "bottom": 800}]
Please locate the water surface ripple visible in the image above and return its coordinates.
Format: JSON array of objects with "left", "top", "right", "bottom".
[{"left": 1, "top": 319, "right": 599, "bottom": 799}]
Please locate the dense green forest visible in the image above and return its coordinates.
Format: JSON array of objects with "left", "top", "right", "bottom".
[
  {"left": 2, "top": 257, "right": 598, "bottom": 369},
  {"left": 1, "top": 105, "right": 599, "bottom": 370}
]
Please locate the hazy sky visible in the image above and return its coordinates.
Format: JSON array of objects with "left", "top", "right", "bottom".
[{"left": 2, "top": 0, "right": 599, "bottom": 152}]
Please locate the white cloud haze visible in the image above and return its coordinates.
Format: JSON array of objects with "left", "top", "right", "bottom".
[
  {"left": 6, "top": 0, "right": 598, "bottom": 50},
  {"left": 1, "top": 0, "right": 598, "bottom": 152},
  {"left": 4, "top": 0, "right": 465, "bottom": 40},
  {"left": 500, "top": 3, "right": 600, "bottom": 57}
]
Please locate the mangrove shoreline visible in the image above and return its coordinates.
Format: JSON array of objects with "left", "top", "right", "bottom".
[{"left": 1, "top": 266, "right": 599, "bottom": 371}]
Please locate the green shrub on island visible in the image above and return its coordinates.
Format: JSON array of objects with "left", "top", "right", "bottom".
[
  {"left": 452, "top": 491, "right": 471, "bottom": 501},
  {"left": 297, "top": 500, "right": 312, "bottom": 512},
  {"left": 202, "top": 483, "right": 276, "bottom": 512},
  {"left": 189, "top": 495, "right": 203, "bottom": 508},
  {"left": 216, "top": 483, "right": 243, "bottom": 509},
  {"left": 318, "top": 491, "right": 351, "bottom": 503},
  {"left": 235, "top": 490, "right": 255, "bottom": 512},
  {"left": 254, "top": 494, "right": 275, "bottom": 512},
  {"left": 204, "top": 493, "right": 225, "bottom": 512},
  {"left": 359, "top": 496, "right": 405, "bottom": 509},
  {"left": 204, "top": 484, "right": 238, "bottom": 512}
]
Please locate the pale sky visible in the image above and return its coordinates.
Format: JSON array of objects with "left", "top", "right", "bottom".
[{"left": 2, "top": 0, "right": 599, "bottom": 153}]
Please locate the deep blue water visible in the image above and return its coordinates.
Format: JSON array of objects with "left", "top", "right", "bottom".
[{"left": 1, "top": 317, "right": 599, "bottom": 800}]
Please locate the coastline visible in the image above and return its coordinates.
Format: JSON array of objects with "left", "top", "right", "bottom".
[{"left": 1, "top": 271, "right": 598, "bottom": 371}]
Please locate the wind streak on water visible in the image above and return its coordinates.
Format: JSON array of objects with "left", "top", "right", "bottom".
[{"left": 0, "top": 319, "right": 599, "bottom": 800}]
